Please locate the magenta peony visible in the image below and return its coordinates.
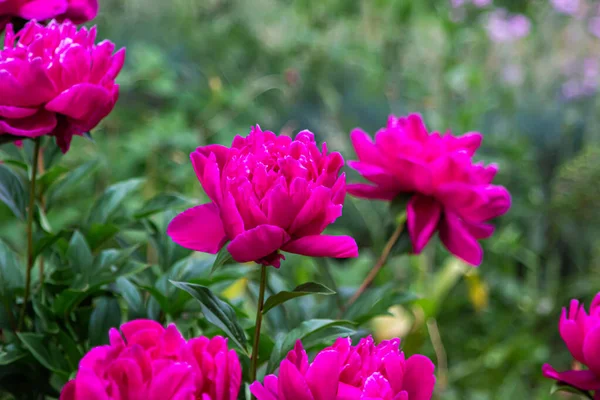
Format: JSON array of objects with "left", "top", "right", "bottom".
[
  {"left": 167, "top": 125, "right": 358, "bottom": 268},
  {"left": 543, "top": 294, "right": 600, "bottom": 394},
  {"left": 347, "top": 114, "right": 510, "bottom": 266},
  {"left": 60, "top": 319, "right": 242, "bottom": 400},
  {"left": 0, "top": 0, "right": 98, "bottom": 31},
  {"left": 250, "top": 336, "right": 436, "bottom": 400},
  {"left": 0, "top": 20, "right": 124, "bottom": 152}
]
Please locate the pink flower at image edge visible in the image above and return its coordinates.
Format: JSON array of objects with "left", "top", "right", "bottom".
[
  {"left": 347, "top": 114, "right": 511, "bottom": 266},
  {"left": 167, "top": 126, "right": 359, "bottom": 268},
  {"left": 250, "top": 336, "right": 436, "bottom": 400},
  {"left": 60, "top": 319, "right": 242, "bottom": 400},
  {"left": 543, "top": 293, "right": 600, "bottom": 394},
  {"left": 0, "top": 0, "right": 98, "bottom": 29},
  {"left": 0, "top": 20, "right": 124, "bottom": 152}
]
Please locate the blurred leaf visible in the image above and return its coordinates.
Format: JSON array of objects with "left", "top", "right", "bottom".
[
  {"left": 134, "top": 193, "right": 188, "bottom": 219},
  {"left": 37, "top": 165, "right": 68, "bottom": 195},
  {"left": 550, "top": 382, "right": 593, "bottom": 399},
  {"left": 17, "top": 333, "right": 67, "bottom": 374},
  {"left": 46, "top": 160, "right": 99, "bottom": 209},
  {"left": 211, "top": 245, "right": 235, "bottom": 275},
  {"left": 89, "top": 297, "right": 122, "bottom": 346},
  {"left": 0, "top": 164, "right": 26, "bottom": 220},
  {"left": 262, "top": 282, "right": 335, "bottom": 314},
  {"left": 33, "top": 300, "right": 59, "bottom": 334},
  {"left": 0, "top": 239, "right": 23, "bottom": 298},
  {"left": 87, "top": 178, "right": 144, "bottom": 225},
  {"left": 344, "top": 283, "right": 418, "bottom": 324},
  {"left": 0, "top": 346, "right": 27, "bottom": 366},
  {"left": 170, "top": 280, "right": 248, "bottom": 354},
  {"left": 56, "top": 331, "right": 83, "bottom": 371},
  {"left": 53, "top": 289, "right": 90, "bottom": 316},
  {"left": 66, "top": 231, "right": 93, "bottom": 275},
  {"left": 86, "top": 224, "right": 120, "bottom": 250},
  {"left": 116, "top": 277, "right": 144, "bottom": 317}
]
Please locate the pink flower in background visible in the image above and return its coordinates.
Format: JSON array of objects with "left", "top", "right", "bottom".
[
  {"left": 347, "top": 114, "right": 511, "bottom": 266},
  {"left": 167, "top": 126, "right": 358, "bottom": 268},
  {"left": 251, "top": 336, "right": 435, "bottom": 400},
  {"left": 0, "top": 20, "right": 124, "bottom": 152},
  {"left": 589, "top": 16, "right": 600, "bottom": 38},
  {"left": 543, "top": 294, "right": 600, "bottom": 395},
  {"left": 60, "top": 319, "right": 242, "bottom": 400},
  {"left": 551, "top": 0, "right": 580, "bottom": 15},
  {"left": 486, "top": 9, "right": 531, "bottom": 42},
  {"left": 472, "top": 0, "right": 492, "bottom": 8},
  {"left": 0, "top": 0, "right": 98, "bottom": 32}
]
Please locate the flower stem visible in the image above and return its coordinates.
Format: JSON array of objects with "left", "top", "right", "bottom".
[
  {"left": 250, "top": 264, "right": 268, "bottom": 384},
  {"left": 18, "top": 138, "right": 41, "bottom": 331},
  {"left": 342, "top": 213, "right": 407, "bottom": 314}
]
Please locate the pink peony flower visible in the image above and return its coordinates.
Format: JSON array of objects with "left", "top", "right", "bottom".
[
  {"left": 0, "top": 0, "right": 98, "bottom": 32},
  {"left": 60, "top": 319, "right": 242, "bottom": 400},
  {"left": 167, "top": 126, "right": 358, "bottom": 268},
  {"left": 543, "top": 294, "right": 600, "bottom": 395},
  {"left": 347, "top": 114, "right": 511, "bottom": 266},
  {"left": 250, "top": 336, "right": 436, "bottom": 400},
  {"left": 0, "top": 20, "right": 124, "bottom": 152}
]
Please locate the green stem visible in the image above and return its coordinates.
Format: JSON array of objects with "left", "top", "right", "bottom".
[
  {"left": 341, "top": 212, "right": 407, "bottom": 315},
  {"left": 250, "top": 264, "right": 268, "bottom": 384},
  {"left": 18, "top": 138, "right": 41, "bottom": 331}
]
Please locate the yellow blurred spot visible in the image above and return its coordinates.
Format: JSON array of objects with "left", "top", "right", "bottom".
[
  {"left": 222, "top": 278, "right": 247, "bottom": 300},
  {"left": 209, "top": 76, "right": 222, "bottom": 93},
  {"left": 372, "top": 305, "right": 413, "bottom": 342},
  {"left": 465, "top": 270, "right": 489, "bottom": 312}
]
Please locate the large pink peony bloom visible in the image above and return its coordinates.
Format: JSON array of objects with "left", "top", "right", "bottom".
[
  {"left": 347, "top": 114, "right": 511, "bottom": 266},
  {"left": 543, "top": 294, "right": 600, "bottom": 396},
  {"left": 0, "top": 20, "right": 124, "bottom": 152},
  {"left": 250, "top": 336, "right": 436, "bottom": 400},
  {"left": 60, "top": 319, "right": 241, "bottom": 400},
  {"left": 0, "top": 0, "right": 98, "bottom": 32},
  {"left": 167, "top": 126, "right": 358, "bottom": 268}
]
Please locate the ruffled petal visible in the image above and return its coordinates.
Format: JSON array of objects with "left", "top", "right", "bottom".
[
  {"left": 407, "top": 195, "right": 442, "bottom": 254},
  {"left": 439, "top": 211, "right": 483, "bottom": 266},
  {"left": 282, "top": 235, "right": 358, "bottom": 259},
  {"left": 167, "top": 203, "right": 227, "bottom": 254},
  {"left": 227, "top": 225, "right": 290, "bottom": 264}
]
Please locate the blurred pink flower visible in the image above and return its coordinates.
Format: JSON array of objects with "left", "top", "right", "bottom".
[
  {"left": 167, "top": 126, "right": 358, "bottom": 268},
  {"left": 0, "top": 0, "right": 97, "bottom": 32},
  {"left": 486, "top": 9, "right": 531, "bottom": 42},
  {"left": 0, "top": 20, "right": 124, "bottom": 152},
  {"left": 250, "top": 336, "right": 436, "bottom": 400},
  {"left": 551, "top": 0, "right": 580, "bottom": 15},
  {"left": 60, "top": 319, "right": 242, "bottom": 400},
  {"left": 347, "top": 114, "right": 511, "bottom": 266},
  {"left": 543, "top": 294, "right": 600, "bottom": 395},
  {"left": 589, "top": 16, "right": 600, "bottom": 38},
  {"left": 472, "top": 0, "right": 492, "bottom": 8}
]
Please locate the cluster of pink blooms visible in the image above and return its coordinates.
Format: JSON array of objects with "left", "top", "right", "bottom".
[
  {"left": 550, "top": 0, "right": 580, "bottom": 15},
  {"left": 562, "top": 58, "right": 599, "bottom": 100},
  {"left": 0, "top": 20, "right": 124, "bottom": 152},
  {"left": 251, "top": 336, "right": 435, "bottom": 400},
  {"left": 168, "top": 126, "right": 359, "bottom": 268},
  {"left": 450, "top": 0, "right": 492, "bottom": 9},
  {"left": 0, "top": 0, "right": 97, "bottom": 31},
  {"left": 347, "top": 114, "right": 510, "bottom": 266},
  {"left": 60, "top": 320, "right": 241, "bottom": 400},
  {"left": 543, "top": 293, "right": 600, "bottom": 397},
  {"left": 485, "top": 9, "right": 531, "bottom": 42}
]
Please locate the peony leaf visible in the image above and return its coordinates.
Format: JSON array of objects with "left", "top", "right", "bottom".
[
  {"left": 550, "top": 382, "right": 593, "bottom": 399},
  {"left": 211, "top": 244, "right": 235, "bottom": 275},
  {"left": 88, "top": 297, "right": 122, "bottom": 346},
  {"left": 170, "top": 280, "right": 248, "bottom": 354},
  {"left": 134, "top": 193, "right": 189, "bottom": 219},
  {"left": 87, "top": 178, "right": 145, "bottom": 225},
  {"left": 0, "top": 164, "right": 27, "bottom": 220},
  {"left": 262, "top": 282, "right": 335, "bottom": 315}
]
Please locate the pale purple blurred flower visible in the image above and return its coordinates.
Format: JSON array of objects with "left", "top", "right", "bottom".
[
  {"left": 562, "top": 79, "right": 583, "bottom": 99},
  {"left": 473, "top": 0, "right": 492, "bottom": 8},
  {"left": 451, "top": 0, "right": 467, "bottom": 7},
  {"left": 502, "top": 64, "right": 524, "bottom": 86},
  {"left": 486, "top": 9, "right": 531, "bottom": 42},
  {"left": 590, "top": 16, "right": 600, "bottom": 38},
  {"left": 551, "top": 0, "right": 580, "bottom": 15}
]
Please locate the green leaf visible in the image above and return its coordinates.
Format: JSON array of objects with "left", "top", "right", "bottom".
[
  {"left": 267, "top": 319, "right": 356, "bottom": 374},
  {"left": 0, "top": 346, "right": 27, "bottom": 365},
  {"left": 33, "top": 300, "right": 59, "bottom": 334},
  {"left": 211, "top": 245, "right": 235, "bottom": 275},
  {"left": 170, "top": 280, "right": 248, "bottom": 354},
  {"left": 33, "top": 230, "right": 67, "bottom": 259},
  {"left": 56, "top": 330, "right": 83, "bottom": 371},
  {"left": 87, "top": 178, "right": 144, "bottom": 225},
  {"left": 86, "top": 224, "right": 120, "bottom": 250},
  {"left": 37, "top": 165, "right": 69, "bottom": 195},
  {"left": 17, "top": 333, "right": 67, "bottom": 374},
  {"left": 46, "top": 159, "right": 99, "bottom": 209},
  {"left": 53, "top": 289, "right": 90, "bottom": 316},
  {"left": 550, "top": 382, "right": 593, "bottom": 399},
  {"left": 0, "top": 239, "right": 23, "bottom": 298},
  {"left": 88, "top": 297, "right": 122, "bottom": 346},
  {"left": 116, "top": 277, "right": 144, "bottom": 317},
  {"left": 262, "top": 282, "right": 335, "bottom": 314},
  {"left": 0, "top": 164, "right": 26, "bottom": 220},
  {"left": 344, "top": 284, "right": 418, "bottom": 325},
  {"left": 134, "top": 193, "right": 188, "bottom": 219},
  {"left": 66, "top": 231, "right": 93, "bottom": 275}
]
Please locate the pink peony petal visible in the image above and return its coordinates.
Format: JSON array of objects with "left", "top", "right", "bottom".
[
  {"left": 439, "top": 211, "right": 483, "bottom": 266},
  {"left": 278, "top": 359, "right": 314, "bottom": 400},
  {"left": 305, "top": 350, "right": 341, "bottom": 400},
  {"left": 542, "top": 364, "right": 600, "bottom": 391},
  {"left": 407, "top": 195, "right": 442, "bottom": 254},
  {"left": 227, "top": 225, "right": 290, "bottom": 264},
  {"left": 282, "top": 235, "right": 358, "bottom": 259},
  {"left": 0, "top": 105, "right": 38, "bottom": 119},
  {"left": 18, "top": 0, "right": 68, "bottom": 21},
  {"left": 148, "top": 362, "right": 196, "bottom": 400},
  {"left": 45, "top": 84, "right": 112, "bottom": 121},
  {"left": 559, "top": 305, "right": 586, "bottom": 363},
  {"left": 346, "top": 183, "right": 397, "bottom": 201},
  {"left": 584, "top": 325, "right": 600, "bottom": 376},
  {"left": 167, "top": 203, "right": 227, "bottom": 254},
  {"left": 0, "top": 109, "right": 57, "bottom": 137},
  {"left": 401, "top": 355, "right": 436, "bottom": 400}
]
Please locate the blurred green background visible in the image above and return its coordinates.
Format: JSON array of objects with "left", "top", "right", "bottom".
[{"left": 3, "top": 0, "right": 600, "bottom": 398}]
